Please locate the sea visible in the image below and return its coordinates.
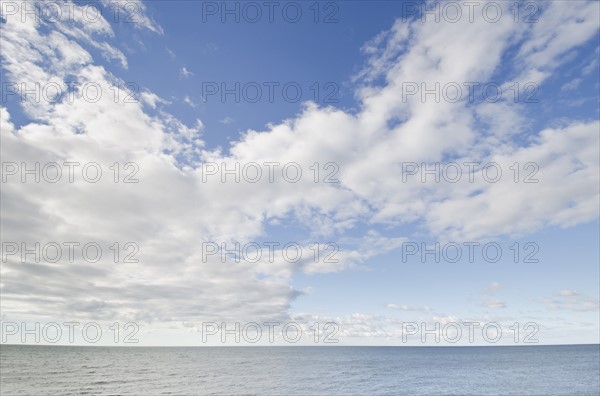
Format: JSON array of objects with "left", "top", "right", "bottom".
[{"left": 1, "top": 344, "right": 599, "bottom": 395}]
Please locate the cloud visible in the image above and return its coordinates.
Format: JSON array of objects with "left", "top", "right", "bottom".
[
  {"left": 204, "top": 42, "right": 218, "bottom": 53},
  {"left": 483, "top": 283, "right": 505, "bottom": 308},
  {"left": 486, "top": 282, "right": 502, "bottom": 294},
  {"left": 582, "top": 48, "right": 599, "bottom": 75},
  {"left": 538, "top": 290, "right": 600, "bottom": 312},
  {"left": 385, "top": 304, "right": 432, "bottom": 312},
  {"left": 484, "top": 299, "right": 507, "bottom": 309},
  {"left": 166, "top": 47, "right": 176, "bottom": 60},
  {"left": 183, "top": 95, "right": 197, "bottom": 108},
  {"left": 140, "top": 91, "right": 168, "bottom": 109},
  {"left": 1, "top": 0, "right": 598, "bottom": 331},
  {"left": 220, "top": 117, "right": 234, "bottom": 124},
  {"left": 100, "top": 0, "right": 163, "bottom": 35},
  {"left": 514, "top": 0, "right": 600, "bottom": 85},
  {"left": 180, "top": 67, "right": 194, "bottom": 78},
  {"left": 561, "top": 78, "right": 582, "bottom": 91},
  {"left": 557, "top": 289, "right": 579, "bottom": 297}
]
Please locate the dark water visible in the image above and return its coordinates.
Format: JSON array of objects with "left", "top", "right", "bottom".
[{"left": 1, "top": 345, "right": 599, "bottom": 395}]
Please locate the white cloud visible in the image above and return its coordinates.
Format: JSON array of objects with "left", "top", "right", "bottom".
[
  {"left": 561, "top": 78, "right": 582, "bottom": 91},
  {"left": 140, "top": 91, "right": 168, "bottom": 108},
  {"left": 166, "top": 47, "right": 176, "bottom": 60},
  {"left": 582, "top": 48, "right": 599, "bottom": 75},
  {"left": 1, "top": 0, "right": 598, "bottom": 332},
  {"left": 486, "top": 282, "right": 502, "bottom": 294},
  {"left": 484, "top": 299, "right": 507, "bottom": 309},
  {"left": 515, "top": 1, "right": 600, "bottom": 85},
  {"left": 557, "top": 289, "right": 579, "bottom": 297},
  {"left": 539, "top": 290, "right": 600, "bottom": 312},
  {"left": 180, "top": 67, "right": 194, "bottom": 78},
  {"left": 183, "top": 95, "right": 197, "bottom": 108},
  {"left": 100, "top": 0, "right": 163, "bottom": 35},
  {"left": 385, "top": 304, "right": 432, "bottom": 312}
]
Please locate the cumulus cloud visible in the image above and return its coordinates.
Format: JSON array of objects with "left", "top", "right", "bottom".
[{"left": 1, "top": 0, "right": 598, "bottom": 332}]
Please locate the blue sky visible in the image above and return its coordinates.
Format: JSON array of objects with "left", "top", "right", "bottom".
[
  {"left": 98, "top": 1, "right": 600, "bottom": 150},
  {"left": 113, "top": 1, "right": 400, "bottom": 148},
  {"left": 1, "top": 0, "right": 599, "bottom": 346}
]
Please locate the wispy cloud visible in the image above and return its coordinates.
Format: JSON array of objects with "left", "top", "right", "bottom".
[
  {"left": 486, "top": 282, "right": 502, "bottom": 294},
  {"left": 180, "top": 67, "right": 194, "bottom": 78},
  {"left": 484, "top": 299, "right": 507, "bottom": 309},
  {"left": 538, "top": 290, "right": 600, "bottom": 312},
  {"left": 183, "top": 95, "right": 197, "bottom": 108},
  {"left": 385, "top": 304, "right": 432, "bottom": 312}
]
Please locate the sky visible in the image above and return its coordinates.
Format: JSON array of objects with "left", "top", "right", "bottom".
[{"left": 0, "top": 0, "right": 599, "bottom": 346}]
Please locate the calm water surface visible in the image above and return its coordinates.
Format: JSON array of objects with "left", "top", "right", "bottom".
[{"left": 1, "top": 345, "right": 599, "bottom": 395}]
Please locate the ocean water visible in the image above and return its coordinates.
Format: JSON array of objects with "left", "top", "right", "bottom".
[{"left": 1, "top": 345, "right": 599, "bottom": 395}]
